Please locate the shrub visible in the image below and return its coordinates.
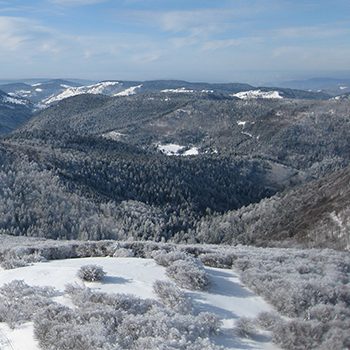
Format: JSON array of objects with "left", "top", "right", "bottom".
[
  {"left": 0, "top": 280, "right": 56, "bottom": 329},
  {"left": 166, "top": 258, "right": 211, "bottom": 290},
  {"left": 77, "top": 264, "right": 106, "bottom": 282},
  {"left": 153, "top": 280, "right": 193, "bottom": 314},
  {"left": 234, "top": 316, "right": 257, "bottom": 338},
  {"left": 0, "top": 259, "right": 28, "bottom": 270},
  {"left": 256, "top": 311, "right": 282, "bottom": 330},
  {"left": 153, "top": 251, "right": 188, "bottom": 267},
  {"left": 272, "top": 319, "right": 327, "bottom": 350},
  {"left": 113, "top": 248, "right": 135, "bottom": 258},
  {"left": 199, "top": 253, "right": 235, "bottom": 268},
  {"left": 197, "top": 312, "right": 222, "bottom": 334}
]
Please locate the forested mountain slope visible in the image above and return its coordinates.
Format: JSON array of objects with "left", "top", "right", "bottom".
[
  {"left": 0, "top": 90, "right": 35, "bottom": 135},
  {"left": 1, "top": 91, "right": 350, "bottom": 249},
  {"left": 14, "top": 91, "right": 350, "bottom": 172},
  {"left": 196, "top": 165, "right": 350, "bottom": 250}
]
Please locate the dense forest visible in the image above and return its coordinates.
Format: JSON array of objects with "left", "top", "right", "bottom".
[{"left": 0, "top": 90, "right": 350, "bottom": 249}]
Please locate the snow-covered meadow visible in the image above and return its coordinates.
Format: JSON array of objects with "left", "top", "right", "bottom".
[
  {"left": 0, "top": 255, "right": 276, "bottom": 350},
  {"left": 0, "top": 238, "right": 349, "bottom": 350}
]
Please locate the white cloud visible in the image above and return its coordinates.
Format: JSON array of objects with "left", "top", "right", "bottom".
[{"left": 112, "top": 8, "right": 238, "bottom": 37}]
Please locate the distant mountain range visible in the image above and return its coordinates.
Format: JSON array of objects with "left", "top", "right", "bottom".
[
  {"left": 0, "top": 78, "right": 335, "bottom": 135},
  {"left": 0, "top": 78, "right": 330, "bottom": 107},
  {"left": 278, "top": 77, "right": 350, "bottom": 95}
]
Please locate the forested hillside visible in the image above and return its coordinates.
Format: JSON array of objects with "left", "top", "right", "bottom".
[
  {"left": 1, "top": 90, "right": 350, "bottom": 249},
  {"left": 0, "top": 90, "right": 35, "bottom": 134}
]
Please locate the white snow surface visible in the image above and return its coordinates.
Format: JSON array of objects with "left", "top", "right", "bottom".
[
  {"left": 157, "top": 144, "right": 199, "bottom": 156},
  {"left": 2, "top": 96, "right": 28, "bottom": 106},
  {"left": 183, "top": 147, "right": 199, "bottom": 156},
  {"left": 161, "top": 87, "right": 195, "bottom": 93},
  {"left": 0, "top": 256, "right": 277, "bottom": 350},
  {"left": 43, "top": 81, "right": 123, "bottom": 104},
  {"left": 233, "top": 90, "right": 283, "bottom": 100},
  {"left": 158, "top": 143, "right": 185, "bottom": 155},
  {"left": 115, "top": 84, "right": 142, "bottom": 96},
  {"left": 101, "top": 131, "right": 126, "bottom": 141}
]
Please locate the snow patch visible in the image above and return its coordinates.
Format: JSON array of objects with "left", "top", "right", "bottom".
[
  {"left": 157, "top": 144, "right": 200, "bottom": 156},
  {"left": 35, "top": 88, "right": 42, "bottom": 92},
  {"left": 102, "top": 131, "right": 126, "bottom": 141},
  {"left": 241, "top": 131, "right": 253, "bottom": 138},
  {"left": 233, "top": 90, "right": 283, "bottom": 100},
  {"left": 340, "top": 86, "right": 348, "bottom": 90},
  {"left": 183, "top": 147, "right": 199, "bottom": 156},
  {"left": 115, "top": 84, "right": 142, "bottom": 96},
  {"left": 43, "top": 81, "right": 123, "bottom": 104},
  {"left": 2, "top": 96, "right": 28, "bottom": 106},
  {"left": 161, "top": 87, "right": 195, "bottom": 93},
  {"left": 17, "top": 90, "right": 31, "bottom": 95},
  {"left": 158, "top": 143, "right": 185, "bottom": 155}
]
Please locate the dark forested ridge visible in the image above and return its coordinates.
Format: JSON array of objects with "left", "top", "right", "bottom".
[
  {"left": 0, "top": 90, "right": 35, "bottom": 135},
  {"left": 1, "top": 89, "right": 350, "bottom": 249}
]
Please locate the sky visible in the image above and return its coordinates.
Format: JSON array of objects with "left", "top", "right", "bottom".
[{"left": 0, "top": 0, "right": 350, "bottom": 85}]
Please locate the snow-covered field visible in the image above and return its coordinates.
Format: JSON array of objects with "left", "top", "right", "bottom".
[{"left": 0, "top": 257, "right": 278, "bottom": 350}]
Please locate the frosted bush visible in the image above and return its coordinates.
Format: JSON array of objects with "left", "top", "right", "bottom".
[
  {"left": 199, "top": 253, "right": 235, "bottom": 268},
  {"left": 154, "top": 251, "right": 188, "bottom": 267},
  {"left": 309, "top": 304, "right": 350, "bottom": 323},
  {"left": 77, "top": 264, "right": 106, "bottom": 282},
  {"left": 256, "top": 311, "right": 282, "bottom": 330},
  {"left": 234, "top": 316, "right": 257, "bottom": 338},
  {"left": 272, "top": 319, "right": 326, "bottom": 350},
  {"left": 0, "top": 280, "right": 57, "bottom": 329},
  {"left": 166, "top": 258, "right": 211, "bottom": 290},
  {"left": 318, "top": 326, "right": 350, "bottom": 350},
  {"left": 113, "top": 248, "right": 135, "bottom": 258},
  {"left": 0, "top": 258, "right": 28, "bottom": 269},
  {"left": 197, "top": 312, "right": 222, "bottom": 334},
  {"left": 153, "top": 280, "right": 193, "bottom": 314},
  {"left": 233, "top": 258, "right": 253, "bottom": 271}
]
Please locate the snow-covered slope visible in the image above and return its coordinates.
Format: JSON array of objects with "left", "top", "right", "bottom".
[
  {"left": 43, "top": 81, "right": 125, "bottom": 104},
  {"left": 115, "top": 84, "right": 142, "bottom": 96},
  {"left": 0, "top": 256, "right": 277, "bottom": 350},
  {"left": 0, "top": 91, "right": 35, "bottom": 134},
  {"left": 233, "top": 90, "right": 283, "bottom": 99}
]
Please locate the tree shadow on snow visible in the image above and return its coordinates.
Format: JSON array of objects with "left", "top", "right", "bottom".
[
  {"left": 206, "top": 268, "right": 254, "bottom": 298},
  {"left": 194, "top": 299, "right": 240, "bottom": 319},
  {"left": 103, "top": 276, "right": 132, "bottom": 285},
  {"left": 214, "top": 328, "right": 272, "bottom": 350}
]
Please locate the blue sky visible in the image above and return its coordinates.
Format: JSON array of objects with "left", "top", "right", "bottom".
[{"left": 0, "top": 0, "right": 350, "bottom": 84}]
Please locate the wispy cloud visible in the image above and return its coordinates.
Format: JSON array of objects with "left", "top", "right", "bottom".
[
  {"left": 269, "top": 26, "right": 350, "bottom": 40},
  {"left": 111, "top": 7, "right": 253, "bottom": 37},
  {"left": 0, "top": 16, "right": 76, "bottom": 58},
  {"left": 199, "top": 39, "right": 242, "bottom": 52},
  {"left": 47, "top": 0, "right": 108, "bottom": 6}
]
